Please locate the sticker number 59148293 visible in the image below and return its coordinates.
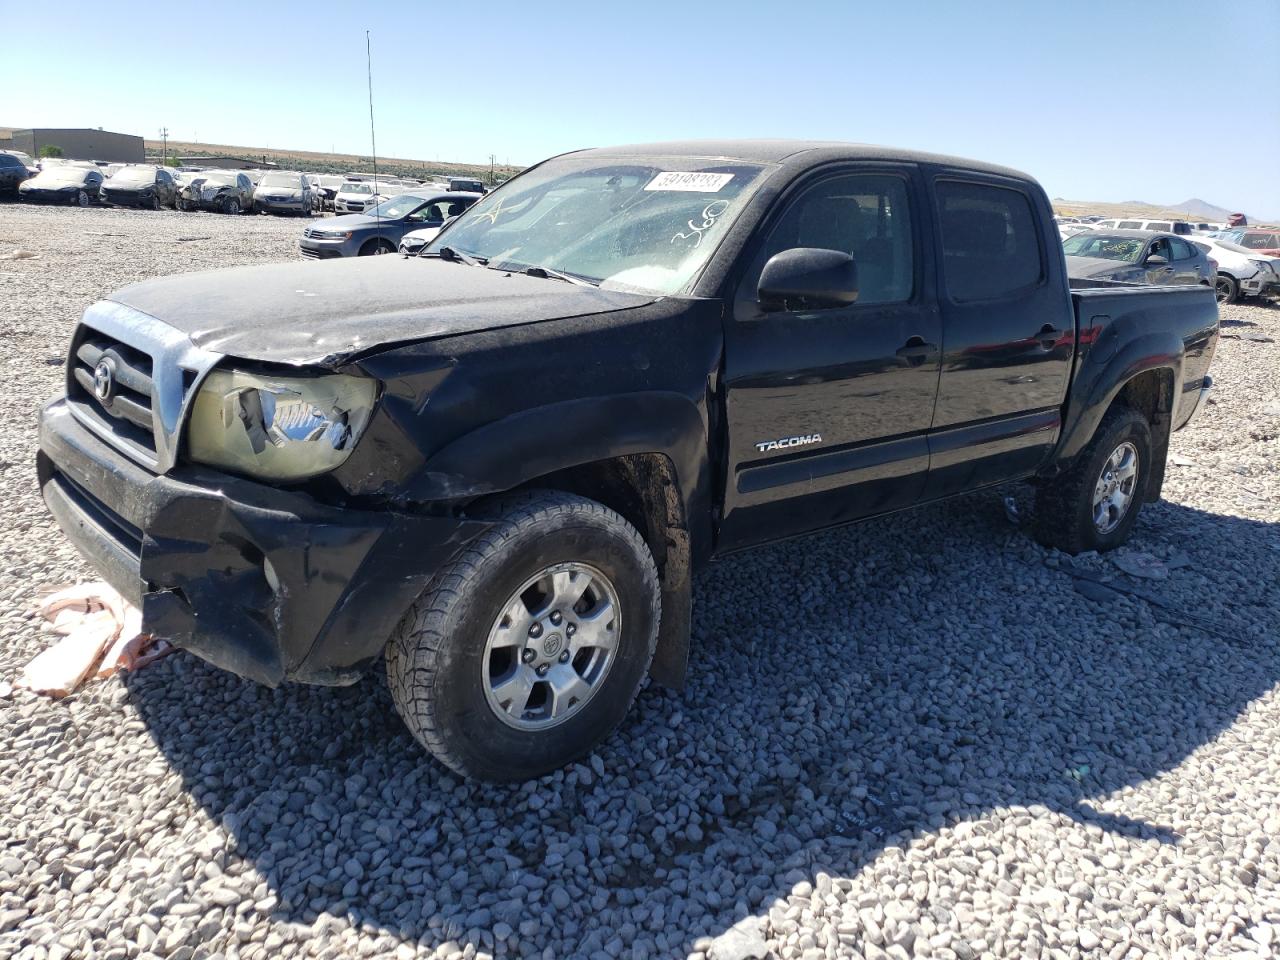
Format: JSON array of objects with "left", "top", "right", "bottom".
[{"left": 644, "top": 172, "right": 734, "bottom": 192}]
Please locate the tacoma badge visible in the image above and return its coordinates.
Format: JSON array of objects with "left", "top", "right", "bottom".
[{"left": 755, "top": 433, "right": 823, "bottom": 453}]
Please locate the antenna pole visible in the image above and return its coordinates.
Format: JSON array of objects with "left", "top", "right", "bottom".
[{"left": 367, "top": 30, "right": 380, "bottom": 224}]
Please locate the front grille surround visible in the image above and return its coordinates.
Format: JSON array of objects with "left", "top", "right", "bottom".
[{"left": 65, "top": 301, "right": 224, "bottom": 473}]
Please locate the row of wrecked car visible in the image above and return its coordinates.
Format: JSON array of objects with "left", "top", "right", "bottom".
[
  {"left": 1059, "top": 222, "right": 1280, "bottom": 305},
  {"left": 1, "top": 153, "right": 492, "bottom": 221}
]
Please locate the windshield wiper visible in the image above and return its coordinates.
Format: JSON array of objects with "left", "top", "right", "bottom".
[
  {"left": 421, "top": 245, "right": 486, "bottom": 267},
  {"left": 520, "top": 265, "right": 598, "bottom": 287}
]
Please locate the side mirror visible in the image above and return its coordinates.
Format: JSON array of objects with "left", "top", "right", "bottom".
[
  {"left": 759, "top": 248, "right": 859, "bottom": 311},
  {"left": 1145, "top": 254, "right": 1169, "bottom": 266}
]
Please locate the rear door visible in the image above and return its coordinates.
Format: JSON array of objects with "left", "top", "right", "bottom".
[
  {"left": 718, "top": 165, "right": 942, "bottom": 549},
  {"left": 1167, "top": 237, "right": 1203, "bottom": 283},
  {"left": 924, "top": 176, "right": 1074, "bottom": 499}
]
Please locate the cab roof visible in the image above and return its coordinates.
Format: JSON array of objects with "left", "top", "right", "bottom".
[{"left": 570, "top": 139, "right": 1034, "bottom": 182}]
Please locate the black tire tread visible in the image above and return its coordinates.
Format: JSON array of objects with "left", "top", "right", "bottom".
[
  {"left": 1033, "top": 404, "right": 1147, "bottom": 554},
  {"left": 385, "top": 490, "right": 660, "bottom": 779}
]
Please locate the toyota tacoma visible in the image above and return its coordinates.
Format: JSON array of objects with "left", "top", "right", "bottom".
[{"left": 38, "top": 140, "right": 1218, "bottom": 780}]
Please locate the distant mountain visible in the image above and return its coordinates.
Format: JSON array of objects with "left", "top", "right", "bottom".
[{"left": 1167, "top": 198, "right": 1239, "bottom": 221}]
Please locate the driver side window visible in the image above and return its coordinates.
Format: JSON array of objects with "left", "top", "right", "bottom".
[{"left": 752, "top": 174, "right": 915, "bottom": 305}]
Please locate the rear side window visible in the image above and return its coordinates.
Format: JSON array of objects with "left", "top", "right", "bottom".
[
  {"left": 936, "top": 180, "right": 1042, "bottom": 302},
  {"left": 1145, "top": 221, "right": 1172, "bottom": 232},
  {"left": 1172, "top": 222, "right": 1191, "bottom": 235},
  {"left": 1118, "top": 220, "right": 1141, "bottom": 229}
]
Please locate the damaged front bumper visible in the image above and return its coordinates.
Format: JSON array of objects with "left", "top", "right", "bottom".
[{"left": 37, "top": 398, "right": 492, "bottom": 687}]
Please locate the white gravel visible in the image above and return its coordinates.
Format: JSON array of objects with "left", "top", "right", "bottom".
[{"left": 1, "top": 203, "right": 1278, "bottom": 960}]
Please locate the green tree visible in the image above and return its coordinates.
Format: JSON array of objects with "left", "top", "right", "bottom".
[
  {"left": 164, "top": 156, "right": 180, "bottom": 167},
  {"left": 39, "top": 145, "right": 64, "bottom": 158}
]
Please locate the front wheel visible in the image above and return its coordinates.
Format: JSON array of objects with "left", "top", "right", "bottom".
[
  {"left": 1034, "top": 405, "right": 1152, "bottom": 554},
  {"left": 385, "top": 491, "right": 661, "bottom": 781},
  {"left": 222, "top": 197, "right": 241, "bottom": 215},
  {"left": 74, "top": 189, "right": 89, "bottom": 207},
  {"left": 1216, "top": 273, "right": 1239, "bottom": 304}
]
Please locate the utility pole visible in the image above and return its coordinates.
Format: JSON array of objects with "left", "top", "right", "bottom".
[
  {"left": 489, "top": 152, "right": 495, "bottom": 184},
  {"left": 159, "top": 127, "right": 169, "bottom": 166}
]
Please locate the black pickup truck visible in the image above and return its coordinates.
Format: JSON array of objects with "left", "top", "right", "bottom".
[{"left": 38, "top": 141, "right": 1218, "bottom": 780}]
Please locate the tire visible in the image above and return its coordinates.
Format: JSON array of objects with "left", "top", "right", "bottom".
[
  {"left": 74, "top": 189, "right": 89, "bottom": 207},
  {"left": 359, "top": 239, "right": 394, "bottom": 256},
  {"left": 222, "top": 197, "right": 241, "bottom": 216},
  {"left": 385, "top": 491, "right": 661, "bottom": 781},
  {"left": 150, "top": 194, "right": 161, "bottom": 211},
  {"left": 1034, "top": 404, "right": 1152, "bottom": 554},
  {"left": 1215, "top": 273, "right": 1239, "bottom": 304}
]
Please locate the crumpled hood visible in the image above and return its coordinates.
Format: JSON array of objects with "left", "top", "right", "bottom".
[
  {"left": 106, "top": 256, "right": 657, "bottom": 366},
  {"left": 1065, "top": 256, "right": 1140, "bottom": 280}
]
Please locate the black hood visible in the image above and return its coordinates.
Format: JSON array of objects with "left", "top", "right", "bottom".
[{"left": 106, "top": 256, "right": 657, "bottom": 366}]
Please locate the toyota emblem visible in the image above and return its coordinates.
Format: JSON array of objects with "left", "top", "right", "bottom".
[{"left": 93, "top": 359, "right": 115, "bottom": 402}]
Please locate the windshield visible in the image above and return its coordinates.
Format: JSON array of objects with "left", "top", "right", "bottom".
[
  {"left": 365, "top": 194, "right": 432, "bottom": 219},
  {"left": 1241, "top": 232, "right": 1280, "bottom": 250},
  {"left": 198, "top": 172, "right": 236, "bottom": 186},
  {"left": 113, "top": 166, "right": 155, "bottom": 183},
  {"left": 1062, "top": 233, "right": 1146, "bottom": 263},
  {"left": 259, "top": 172, "right": 298, "bottom": 188},
  {"left": 340, "top": 182, "right": 374, "bottom": 195},
  {"left": 426, "top": 157, "right": 770, "bottom": 294}
]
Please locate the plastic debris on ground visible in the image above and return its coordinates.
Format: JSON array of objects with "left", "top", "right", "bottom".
[
  {"left": 1111, "top": 551, "right": 1171, "bottom": 580},
  {"left": 0, "top": 249, "right": 39, "bottom": 261},
  {"left": 15, "top": 581, "right": 173, "bottom": 698}
]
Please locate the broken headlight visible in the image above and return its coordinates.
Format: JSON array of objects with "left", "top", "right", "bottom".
[{"left": 187, "top": 369, "right": 377, "bottom": 481}]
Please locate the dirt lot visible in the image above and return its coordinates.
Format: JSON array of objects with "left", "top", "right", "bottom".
[{"left": 0, "top": 204, "right": 1278, "bottom": 960}]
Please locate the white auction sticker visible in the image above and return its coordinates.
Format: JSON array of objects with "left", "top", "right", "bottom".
[{"left": 643, "top": 171, "right": 734, "bottom": 192}]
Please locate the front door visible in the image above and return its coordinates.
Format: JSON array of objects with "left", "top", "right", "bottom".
[
  {"left": 718, "top": 166, "right": 942, "bottom": 550},
  {"left": 924, "top": 176, "right": 1074, "bottom": 499}
]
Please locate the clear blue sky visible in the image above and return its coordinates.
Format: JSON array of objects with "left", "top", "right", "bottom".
[{"left": 4, "top": 0, "right": 1278, "bottom": 217}]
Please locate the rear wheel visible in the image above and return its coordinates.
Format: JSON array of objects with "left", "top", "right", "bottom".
[
  {"left": 222, "top": 197, "right": 241, "bottom": 215},
  {"left": 385, "top": 491, "right": 661, "bottom": 781},
  {"left": 1034, "top": 405, "right": 1152, "bottom": 554},
  {"left": 1215, "top": 273, "right": 1239, "bottom": 304}
]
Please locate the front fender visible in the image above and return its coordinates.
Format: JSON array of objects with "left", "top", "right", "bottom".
[{"left": 409, "top": 391, "right": 714, "bottom": 556}]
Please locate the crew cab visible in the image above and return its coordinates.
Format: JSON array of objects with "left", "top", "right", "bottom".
[{"left": 37, "top": 140, "right": 1218, "bottom": 781}]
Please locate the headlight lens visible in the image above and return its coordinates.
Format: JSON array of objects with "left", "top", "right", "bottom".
[
  {"left": 313, "top": 230, "right": 352, "bottom": 240},
  {"left": 1249, "top": 259, "right": 1274, "bottom": 275},
  {"left": 187, "top": 369, "right": 377, "bottom": 481}
]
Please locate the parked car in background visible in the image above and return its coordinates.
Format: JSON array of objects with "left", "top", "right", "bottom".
[
  {"left": 100, "top": 165, "right": 178, "bottom": 210},
  {"left": 1063, "top": 230, "right": 1214, "bottom": 286},
  {"left": 1191, "top": 236, "right": 1280, "bottom": 303},
  {"left": 299, "top": 191, "right": 480, "bottom": 258},
  {"left": 1057, "top": 223, "right": 1093, "bottom": 241},
  {"left": 1218, "top": 228, "right": 1280, "bottom": 257},
  {"left": 312, "top": 175, "right": 344, "bottom": 212},
  {"left": 0, "top": 152, "right": 33, "bottom": 197},
  {"left": 1228, "top": 213, "right": 1248, "bottom": 227},
  {"left": 333, "top": 180, "right": 384, "bottom": 214},
  {"left": 253, "top": 171, "right": 312, "bottom": 216},
  {"left": 176, "top": 171, "right": 254, "bottom": 214},
  {"left": 448, "top": 177, "right": 486, "bottom": 194},
  {"left": 1, "top": 149, "right": 39, "bottom": 175},
  {"left": 1089, "top": 218, "right": 1194, "bottom": 235},
  {"left": 19, "top": 166, "right": 104, "bottom": 206},
  {"left": 1190, "top": 222, "right": 1224, "bottom": 234}
]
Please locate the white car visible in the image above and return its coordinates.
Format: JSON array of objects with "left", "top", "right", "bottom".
[
  {"left": 397, "top": 225, "right": 444, "bottom": 255},
  {"left": 1090, "top": 218, "right": 1195, "bottom": 236},
  {"left": 1058, "top": 223, "right": 1093, "bottom": 241},
  {"left": 1191, "top": 236, "right": 1280, "bottom": 303},
  {"left": 333, "top": 180, "right": 386, "bottom": 214}
]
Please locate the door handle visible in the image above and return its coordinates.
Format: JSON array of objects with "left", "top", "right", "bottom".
[
  {"left": 1035, "top": 324, "right": 1062, "bottom": 349},
  {"left": 895, "top": 337, "right": 936, "bottom": 365}
]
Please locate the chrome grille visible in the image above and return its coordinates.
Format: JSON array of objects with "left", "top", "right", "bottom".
[
  {"left": 68, "top": 327, "right": 159, "bottom": 460},
  {"left": 64, "top": 301, "right": 225, "bottom": 473}
]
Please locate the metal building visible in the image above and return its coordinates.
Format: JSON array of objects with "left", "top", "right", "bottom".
[{"left": 4, "top": 128, "right": 144, "bottom": 163}]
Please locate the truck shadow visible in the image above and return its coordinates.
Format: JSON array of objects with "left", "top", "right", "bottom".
[{"left": 123, "top": 491, "right": 1280, "bottom": 957}]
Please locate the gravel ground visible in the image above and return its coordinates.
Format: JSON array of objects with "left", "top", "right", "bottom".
[{"left": 0, "top": 203, "right": 1278, "bottom": 960}]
